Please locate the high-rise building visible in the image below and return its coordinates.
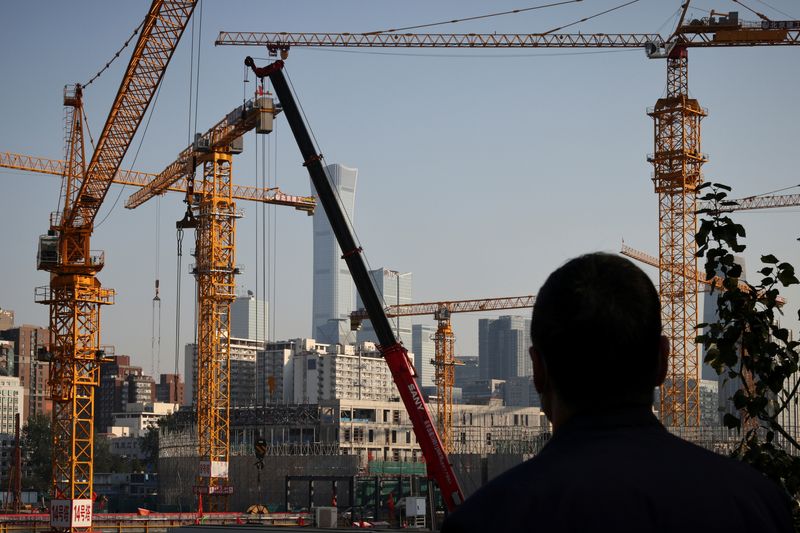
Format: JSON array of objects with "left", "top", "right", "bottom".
[
  {"left": 156, "top": 374, "right": 184, "bottom": 405},
  {"left": 231, "top": 291, "right": 267, "bottom": 342},
  {"left": 479, "top": 316, "right": 532, "bottom": 382},
  {"left": 185, "top": 337, "right": 263, "bottom": 407},
  {"left": 0, "top": 325, "right": 51, "bottom": 420},
  {"left": 257, "top": 338, "right": 402, "bottom": 404},
  {"left": 312, "top": 163, "right": 358, "bottom": 345},
  {"left": 454, "top": 355, "right": 480, "bottom": 388},
  {"left": 411, "top": 324, "right": 435, "bottom": 389},
  {"left": 98, "top": 355, "right": 143, "bottom": 433},
  {"left": 356, "top": 268, "right": 413, "bottom": 344},
  {"left": 0, "top": 340, "right": 14, "bottom": 376},
  {"left": 0, "top": 375, "right": 23, "bottom": 435}
]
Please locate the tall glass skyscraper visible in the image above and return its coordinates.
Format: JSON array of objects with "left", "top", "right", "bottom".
[
  {"left": 356, "top": 268, "right": 413, "bottom": 344},
  {"left": 479, "top": 315, "right": 532, "bottom": 381},
  {"left": 312, "top": 163, "right": 358, "bottom": 345}
]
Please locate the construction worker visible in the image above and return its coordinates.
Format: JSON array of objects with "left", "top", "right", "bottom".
[{"left": 442, "top": 253, "right": 792, "bottom": 532}]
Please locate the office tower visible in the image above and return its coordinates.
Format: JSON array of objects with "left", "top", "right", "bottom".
[
  {"left": 312, "top": 163, "right": 358, "bottom": 345},
  {"left": 356, "top": 268, "right": 413, "bottom": 344},
  {"left": 231, "top": 290, "right": 267, "bottom": 342},
  {"left": 479, "top": 316, "right": 532, "bottom": 381},
  {"left": 411, "top": 324, "right": 435, "bottom": 388}
]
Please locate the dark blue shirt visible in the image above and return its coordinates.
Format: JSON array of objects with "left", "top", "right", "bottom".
[{"left": 441, "top": 407, "right": 793, "bottom": 532}]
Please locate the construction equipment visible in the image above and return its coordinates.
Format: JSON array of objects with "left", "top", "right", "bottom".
[
  {"left": 0, "top": 152, "right": 317, "bottom": 211},
  {"left": 245, "top": 57, "right": 468, "bottom": 510},
  {"left": 121, "top": 96, "right": 313, "bottom": 511},
  {"left": 350, "top": 295, "right": 536, "bottom": 453},
  {"left": 218, "top": 8, "right": 799, "bottom": 427},
  {"left": 34, "top": 2, "right": 196, "bottom": 531}
]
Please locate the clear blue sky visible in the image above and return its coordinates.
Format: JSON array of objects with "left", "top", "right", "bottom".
[{"left": 1, "top": 0, "right": 798, "bottom": 377}]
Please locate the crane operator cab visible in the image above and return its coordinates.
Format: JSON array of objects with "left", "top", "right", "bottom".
[{"left": 37, "top": 231, "right": 59, "bottom": 270}]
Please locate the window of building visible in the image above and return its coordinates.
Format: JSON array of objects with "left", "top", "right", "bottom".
[
  {"left": 405, "top": 431, "right": 411, "bottom": 444},
  {"left": 486, "top": 433, "right": 492, "bottom": 445},
  {"left": 368, "top": 429, "right": 374, "bottom": 443},
  {"left": 460, "top": 432, "right": 466, "bottom": 444},
  {"left": 391, "top": 430, "right": 397, "bottom": 444},
  {"left": 344, "top": 429, "right": 351, "bottom": 442}
]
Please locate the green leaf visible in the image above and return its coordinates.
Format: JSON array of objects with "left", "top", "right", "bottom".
[{"left": 762, "top": 254, "right": 780, "bottom": 264}]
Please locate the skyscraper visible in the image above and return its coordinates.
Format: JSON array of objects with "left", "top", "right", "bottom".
[
  {"left": 411, "top": 324, "right": 435, "bottom": 388},
  {"left": 479, "top": 316, "right": 532, "bottom": 381},
  {"left": 231, "top": 291, "right": 267, "bottom": 341},
  {"left": 312, "top": 163, "right": 358, "bottom": 345},
  {"left": 356, "top": 268, "right": 413, "bottom": 344}
]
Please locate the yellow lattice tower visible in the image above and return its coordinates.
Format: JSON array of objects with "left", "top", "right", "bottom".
[
  {"left": 433, "top": 308, "right": 456, "bottom": 453},
  {"left": 194, "top": 152, "right": 236, "bottom": 510},
  {"left": 648, "top": 46, "right": 706, "bottom": 427},
  {"left": 35, "top": 86, "right": 115, "bottom": 533}
]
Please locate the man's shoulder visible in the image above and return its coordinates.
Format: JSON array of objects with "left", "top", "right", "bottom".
[{"left": 442, "top": 420, "right": 792, "bottom": 532}]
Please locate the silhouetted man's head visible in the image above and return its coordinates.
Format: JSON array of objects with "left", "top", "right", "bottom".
[{"left": 530, "top": 253, "right": 666, "bottom": 415}]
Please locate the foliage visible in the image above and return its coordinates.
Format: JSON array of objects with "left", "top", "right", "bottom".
[
  {"left": 22, "top": 413, "right": 52, "bottom": 496},
  {"left": 695, "top": 182, "right": 800, "bottom": 524},
  {"left": 140, "top": 425, "right": 159, "bottom": 469}
]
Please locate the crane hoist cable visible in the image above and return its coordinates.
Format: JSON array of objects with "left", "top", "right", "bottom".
[
  {"left": 364, "top": 0, "right": 583, "bottom": 35},
  {"left": 152, "top": 197, "right": 162, "bottom": 378}
]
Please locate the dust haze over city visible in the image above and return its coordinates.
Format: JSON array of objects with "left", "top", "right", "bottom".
[{"left": 1, "top": 1, "right": 798, "bottom": 375}]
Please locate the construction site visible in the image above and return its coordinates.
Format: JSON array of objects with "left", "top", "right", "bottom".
[{"left": 0, "top": 0, "right": 798, "bottom": 531}]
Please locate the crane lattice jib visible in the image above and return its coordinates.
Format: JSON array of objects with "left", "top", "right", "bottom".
[
  {"left": 351, "top": 295, "right": 536, "bottom": 321},
  {"left": 125, "top": 98, "right": 280, "bottom": 208},
  {"left": 65, "top": 0, "right": 197, "bottom": 229},
  {"left": 709, "top": 193, "right": 800, "bottom": 212},
  {"left": 0, "top": 151, "right": 315, "bottom": 213},
  {"left": 215, "top": 29, "right": 799, "bottom": 50}
]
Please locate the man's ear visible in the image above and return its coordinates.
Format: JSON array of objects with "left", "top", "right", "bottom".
[
  {"left": 530, "top": 346, "right": 546, "bottom": 394},
  {"left": 655, "top": 335, "right": 670, "bottom": 387}
]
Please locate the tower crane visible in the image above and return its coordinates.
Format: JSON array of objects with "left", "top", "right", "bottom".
[
  {"left": 217, "top": 7, "right": 799, "bottom": 427},
  {"left": 121, "top": 95, "right": 314, "bottom": 511},
  {"left": 351, "top": 295, "right": 536, "bottom": 453},
  {"left": 34, "top": 2, "right": 196, "bottom": 530}
]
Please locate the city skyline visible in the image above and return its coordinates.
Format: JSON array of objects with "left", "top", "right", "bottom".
[{"left": 1, "top": 2, "right": 798, "bottom": 376}]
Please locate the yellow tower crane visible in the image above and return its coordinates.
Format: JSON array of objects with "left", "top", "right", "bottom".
[
  {"left": 123, "top": 96, "right": 313, "bottom": 511},
  {"left": 32, "top": 2, "right": 196, "bottom": 530},
  {"left": 216, "top": 8, "right": 799, "bottom": 427},
  {"left": 350, "top": 295, "right": 535, "bottom": 452}
]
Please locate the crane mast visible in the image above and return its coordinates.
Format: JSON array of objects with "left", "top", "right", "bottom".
[
  {"left": 246, "top": 57, "right": 465, "bottom": 511},
  {"left": 36, "top": 2, "right": 196, "bottom": 530}
]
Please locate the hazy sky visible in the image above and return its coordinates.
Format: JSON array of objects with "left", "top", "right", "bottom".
[{"left": 1, "top": 0, "right": 798, "bottom": 377}]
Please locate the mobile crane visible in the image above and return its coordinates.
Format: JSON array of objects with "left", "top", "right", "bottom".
[{"left": 245, "top": 56, "right": 464, "bottom": 511}]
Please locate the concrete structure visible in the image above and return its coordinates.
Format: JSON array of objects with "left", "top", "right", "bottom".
[
  {"left": 0, "top": 325, "right": 51, "bottom": 420},
  {"left": 699, "top": 379, "right": 720, "bottom": 427},
  {"left": 411, "top": 324, "right": 435, "bottom": 389},
  {"left": 231, "top": 291, "right": 267, "bottom": 342},
  {"left": 311, "top": 163, "right": 358, "bottom": 345},
  {"left": 111, "top": 401, "right": 179, "bottom": 438},
  {"left": 455, "top": 355, "right": 480, "bottom": 388},
  {"left": 0, "top": 375, "right": 23, "bottom": 435},
  {"left": 479, "top": 316, "right": 532, "bottom": 381},
  {"left": 461, "top": 379, "right": 506, "bottom": 405},
  {"left": 356, "top": 268, "right": 413, "bottom": 345},
  {"left": 186, "top": 337, "right": 263, "bottom": 407},
  {"left": 126, "top": 374, "right": 155, "bottom": 405}
]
